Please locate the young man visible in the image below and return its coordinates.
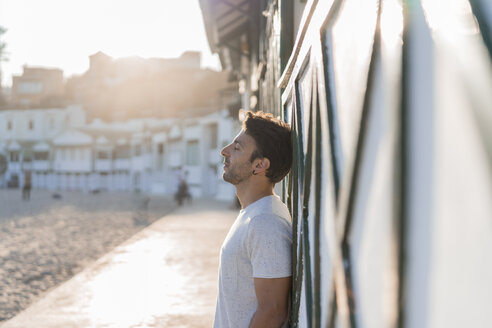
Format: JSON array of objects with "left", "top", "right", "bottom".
[{"left": 214, "top": 111, "right": 293, "bottom": 328}]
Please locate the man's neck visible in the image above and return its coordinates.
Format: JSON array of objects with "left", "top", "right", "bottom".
[{"left": 235, "top": 179, "right": 274, "bottom": 209}]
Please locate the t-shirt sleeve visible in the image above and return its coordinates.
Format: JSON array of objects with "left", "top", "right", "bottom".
[{"left": 247, "top": 214, "right": 293, "bottom": 278}]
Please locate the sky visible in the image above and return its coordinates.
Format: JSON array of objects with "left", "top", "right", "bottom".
[{"left": 0, "top": 0, "right": 221, "bottom": 87}]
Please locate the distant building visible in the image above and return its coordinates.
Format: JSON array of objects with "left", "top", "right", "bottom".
[
  {"left": 0, "top": 106, "right": 237, "bottom": 201},
  {"left": 88, "top": 51, "right": 113, "bottom": 77},
  {"left": 66, "top": 51, "right": 235, "bottom": 121},
  {"left": 86, "top": 51, "right": 201, "bottom": 83},
  {"left": 11, "top": 66, "right": 65, "bottom": 108}
]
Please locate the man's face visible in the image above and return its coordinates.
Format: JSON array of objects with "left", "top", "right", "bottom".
[{"left": 221, "top": 130, "right": 257, "bottom": 185}]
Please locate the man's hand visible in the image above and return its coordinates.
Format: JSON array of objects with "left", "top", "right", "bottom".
[{"left": 249, "top": 276, "right": 291, "bottom": 327}]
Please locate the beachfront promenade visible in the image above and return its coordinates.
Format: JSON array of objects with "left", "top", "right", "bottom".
[{"left": 1, "top": 197, "right": 237, "bottom": 328}]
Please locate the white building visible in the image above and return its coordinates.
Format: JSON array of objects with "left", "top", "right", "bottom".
[
  {"left": 0, "top": 105, "right": 86, "bottom": 188},
  {"left": 0, "top": 106, "right": 237, "bottom": 201}
]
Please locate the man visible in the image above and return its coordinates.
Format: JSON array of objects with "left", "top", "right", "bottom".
[
  {"left": 214, "top": 111, "right": 293, "bottom": 328},
  {"left": 174, "top": 166, "right": 185, "bottom": 205},
  {"left": 22, "top": 170, "right": 32, "bottom": 201}
]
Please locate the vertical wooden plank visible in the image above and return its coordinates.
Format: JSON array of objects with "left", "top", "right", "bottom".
[
  {"left": 280, "top": 0, "right": 295, "bottom": 73},
  {"left": 290, "top": 87, "right": 306, "bottom": 327},
  {"left": 312, "top": 68, "right": 322, "bottom": 328},
  {"left": 299, "top": 76, "right": 314, "bottom": 327}
]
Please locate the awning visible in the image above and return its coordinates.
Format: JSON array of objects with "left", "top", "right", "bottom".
[
  {"left": 52, "top": 130, "right": 92, "bottom": 146},
  {"left": 33, "top": 142, "right": 51, "bottom": 152},
  {"left": 7, "top": 141, "right": 21, "bottom": 151},
  {"left": 199, "top": 0, "right": 255, "bottom": 72}
]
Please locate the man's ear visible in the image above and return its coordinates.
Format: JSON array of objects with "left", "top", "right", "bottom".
[{"left": 254, "top": 157, "right": 270, "bottom": 174}]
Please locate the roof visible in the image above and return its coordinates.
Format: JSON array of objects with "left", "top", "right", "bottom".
[
  {"left": 96, "top": 136, "right": 110, "bottom": 145},
  {"left": 1, "top": 141, "right": 38, "bottom": 158},
  {"left": 7, "top": 141, "right": 21, "bottom": 151},
  {"left": 95, "top": 136, "right": 114, "bottom": 149},
  {"left": 33, "top": 142, "right": 50, "bottom": 152},
  {"left": 89, "top": 51, "right": 112, "bottom": 60},
  {"left": 52, "top": 130, "right": 92, "bottom": 146}
]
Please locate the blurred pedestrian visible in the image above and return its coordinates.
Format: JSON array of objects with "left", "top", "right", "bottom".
[
  {"left": 176, "top": 170, "right": 192, "bottom": 206},
  {"left": 174, "top": 166, "right": 184, "bottom": 195},
  {"left": 22, "top": 171, "right": 32, "bottom": 201}
]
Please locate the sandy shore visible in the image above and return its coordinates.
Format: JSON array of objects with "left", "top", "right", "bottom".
[{"left": 0, "top": 189, "right": 176, "bottom": 323}]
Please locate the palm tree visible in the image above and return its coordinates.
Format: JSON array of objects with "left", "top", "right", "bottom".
[
  {"left": 0, "top": 26, "right": 7, "bottom": 105},
  {"left": 0, "top": 26, "right": 6, "bottom": 62}
]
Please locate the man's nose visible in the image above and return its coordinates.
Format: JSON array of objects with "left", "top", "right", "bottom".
[{"left": 221, "top": 144, "right": 231, "bottom": 157}]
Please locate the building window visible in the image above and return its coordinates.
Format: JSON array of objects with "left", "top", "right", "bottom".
[
  {"left": 9, "top": 151, "right": 19, "bottom": 162},
  {"left": 34, "top": 151, "right": 49, "bottom": 161},
  {"left": 157, "top": 143, "right": 165, "bottom": 170},
  {"left": 134, "top": 145, "right": 141, "bottom": 157},
  {"left": 18, "top": 82, "right": 42, "bottom": 94},
  {"left": 29, "top": 120, "right": 34, "bottom": 130},
  {"left": 10, "top": 151, "right": 20, "bottom": 162},
  {"left": 186, "top": 140, "right": 199, "bottom": 165},
  {"left": 209, "top": 123, "right": 218, "bottom": 148},
  {"left": 7, "top": 121, "right": 12, "bottom": 131},
  {"left": 115, "top": 145, "right": 130, "bottom": 159},
  {"left": 97, "top": 151, "right": 109, "bottom": 159}
]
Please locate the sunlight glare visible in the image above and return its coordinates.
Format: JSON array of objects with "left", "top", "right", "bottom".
[
  {"left": 381, "top": 0, "right": 403, "bottom": 51},
  {"left": 0, "top": 0, "right": 220, "bottom": 86},
  {"left": 84, "top": 236, "right": 189, "bottom": 326},
  {"left": 422, "top": 0, "right": 480, "bottom": 44}
]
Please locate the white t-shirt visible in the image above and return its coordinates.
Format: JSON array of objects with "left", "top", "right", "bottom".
[{"left": 214, "top": 195, "right": 293, "bottom": 328}]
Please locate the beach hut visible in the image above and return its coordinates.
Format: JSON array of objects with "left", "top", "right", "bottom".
[
  {"left": 52, "top": 129, "right": 92, "bottom": 191},
  {"left": 32, "top": 141, "right": 51, "bottom": 188}
]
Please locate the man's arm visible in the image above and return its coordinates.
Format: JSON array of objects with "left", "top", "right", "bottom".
[{"left": 249, "top": 276, "right": 291, "bottom": 328}]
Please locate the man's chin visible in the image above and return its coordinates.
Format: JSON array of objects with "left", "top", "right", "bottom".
[{"left": 222, "top": 173, "right": 238, "bottom": 185}]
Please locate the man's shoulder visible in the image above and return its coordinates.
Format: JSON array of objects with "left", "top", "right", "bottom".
[
  {"left": 244, "top": 195, "right": 291, "bottom": 221},
  {"left": 247, "top": 212, "right": 292, "bottom": 236},
  {"left": 271, "top": 195, "right": 291, "bottom": 221}
]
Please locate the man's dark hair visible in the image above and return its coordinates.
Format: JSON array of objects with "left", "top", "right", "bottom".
[{"left": 243, "top": 111, "right": 292, "bottom": 184}]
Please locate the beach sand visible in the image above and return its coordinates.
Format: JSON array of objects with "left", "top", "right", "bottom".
[{"left": 0, "top": 189, "right": 176, "bottom": 323}]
